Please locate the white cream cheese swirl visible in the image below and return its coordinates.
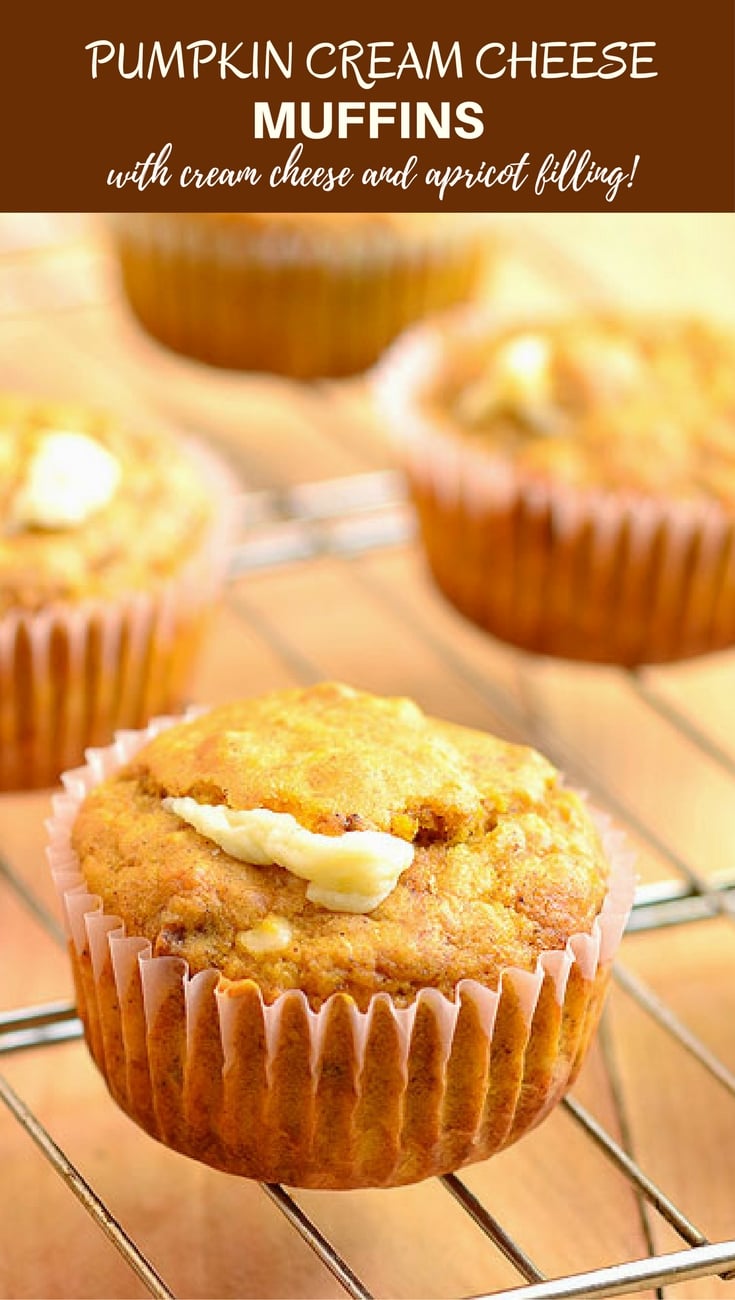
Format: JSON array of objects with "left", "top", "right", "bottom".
[
  {"left": 163, "top": 798, "right": 415, "bottom": 914},
  {"left": 12, "top": 430, "right": 121, "bottom": 529}
]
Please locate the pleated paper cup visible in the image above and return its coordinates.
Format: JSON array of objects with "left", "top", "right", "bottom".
[
  {"left": 0, "top": 442, "right": 236, "bottom": 792},
  {"left": 48, "top": 717, "right": 634, "bottom": 1191},
  {"left": 106, "top": 214, "right": 495, "bottom": 380},
  {"left": 374, "top": 311, "right": 735, "bottom": 666}
]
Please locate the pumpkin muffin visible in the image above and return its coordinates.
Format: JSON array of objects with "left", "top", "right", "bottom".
[
  {"left": 0, "top": 394, "right": 233, "bottom": 789},
  {"left": 50, "top": 682, "right": 633, "bottom": 1188},
  {"left": 106, "top": 212, "right": 494, "bottom": 378},
  {"left": 375, "top": 310, "right": 735, "bottom": 664}
]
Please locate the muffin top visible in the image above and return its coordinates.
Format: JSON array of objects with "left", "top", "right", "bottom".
[
  {"left": 419, "top": 315, "right": 735, "bottom": 504},
  {"left": 72, "top": 682, "right": 610, "bottom": 1009},
  {"left": 0, "top": 395, "right": 216, "bottom": 613}
]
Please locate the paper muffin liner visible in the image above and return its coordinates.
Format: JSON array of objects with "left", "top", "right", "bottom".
[
  {"left": 374, "top": 312, "right": 735, "bottom": 666},
  {"left": 48, "top": 715, "right": 635, "bottom": 1190},
  {"left": 0, "top": 441, "right": 237, "bottom": 792},
  {"left": 105, "top": 214, "right": 494, "bottom": 380}
]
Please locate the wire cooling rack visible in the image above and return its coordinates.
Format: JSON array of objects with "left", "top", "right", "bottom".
[
  {"left": 2, "top": 473, "right": 735, "bottom": 1300},
  {"left": 0, "top": 214, "right": 734, "bottom": 1299}
]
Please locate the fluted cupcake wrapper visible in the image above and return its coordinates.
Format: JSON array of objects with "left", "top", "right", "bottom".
[
  {"left": 47, "top": 716, "right": 635, "bottom": 1190},
  {"left": 0, "top": 441, "right": 236, "bottom": 792},
  {"left": 375, "top": 313, "right": 735, "bottom": 666},
  {"left": 107, "top": 214, "right": 494, "bottom": 379}
]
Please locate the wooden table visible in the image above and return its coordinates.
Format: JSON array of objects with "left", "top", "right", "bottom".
[{"left": 0, "top": 213, "right": 734, "bottom": 1300}]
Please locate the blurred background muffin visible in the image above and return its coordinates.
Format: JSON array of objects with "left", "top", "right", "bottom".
[
  {"left": 106, "top": 212, "right": 495, "bottom": 379},
  {"left": 0, "top": 394, "right": 234, "bottom": 790},
  {"left": 376, "top": 310, "right": 735, "bottom": 666}
]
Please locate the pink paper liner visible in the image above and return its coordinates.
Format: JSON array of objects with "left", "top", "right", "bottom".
[
  {"left": 48, "top": 713, "right": 634, "bottom": 1189},
  {"left": 374, "top": 310, "right": 735, "bottom": 666},
  {"left": 0, "top": 440, "right": 237, "bottom": 791},
  {"left": 106, "top": 214, "right": 495, "bottom": 379}
]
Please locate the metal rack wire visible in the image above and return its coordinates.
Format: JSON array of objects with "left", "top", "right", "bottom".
[{"left": 0, "top": 215, "right": 734, "bottom": 1299}]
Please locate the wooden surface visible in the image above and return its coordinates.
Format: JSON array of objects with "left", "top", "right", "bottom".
[{"left": 1, "top": 213, "right": 735, "bottom": 1300}]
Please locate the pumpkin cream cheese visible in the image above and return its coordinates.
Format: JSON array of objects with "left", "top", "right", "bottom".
[{"left": 72, "top": 682, "right": 610, "bottom": 1010}]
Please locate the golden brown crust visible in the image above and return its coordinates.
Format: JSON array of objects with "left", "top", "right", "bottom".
[
  {"left": 72, "top": 683, "right": 610, "bottom": 1008},
  {"left": 0, "top": 395, "right": 215, "bottom": 613}
]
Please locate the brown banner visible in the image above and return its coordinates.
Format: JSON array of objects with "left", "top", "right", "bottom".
[{"left": 1, "top": 0, "right": 733, "bottom": 211}]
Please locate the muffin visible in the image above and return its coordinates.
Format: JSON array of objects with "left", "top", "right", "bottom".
[
  {"left": 375, "top": 311, "right": 735, "bottom": 665},
  {"left": 106, "top": 213, "right": 494, "bottom": 379},
  {"left": 49, "top": 682, "right": 634, "bottom": 1189},
  {"left": 0, "top": 395, "right": 234, "bottom": 790}
]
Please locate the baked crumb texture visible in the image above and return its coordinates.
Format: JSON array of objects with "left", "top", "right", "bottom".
[
  {"left": 378, "top": 312, "right": 735, "bottom": 665},
  {"left": 108, "top": 213, "right": 493, "bottom": 378},
  {"left": 53, "top": 685, "right": 633, "bottom": 1188},
  {"left": 0, "top": 395, "right": 231, "bottom": 789}
]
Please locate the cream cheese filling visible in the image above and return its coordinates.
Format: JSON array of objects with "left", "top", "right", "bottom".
[
  {"left": 162, "top": 798, "right": 415, "bottom": 914},
  {"left": 494, "top": 333, "right": 552, "bottom": 403},
  {"left": 458, "top": 332, "right": 554, "bottom": 429},
  {"left": 236, "top": 914, "right": 293, "bottom": 954},
  {"left": 12, "top": 430, "right": 122, "bottom": 529}
]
